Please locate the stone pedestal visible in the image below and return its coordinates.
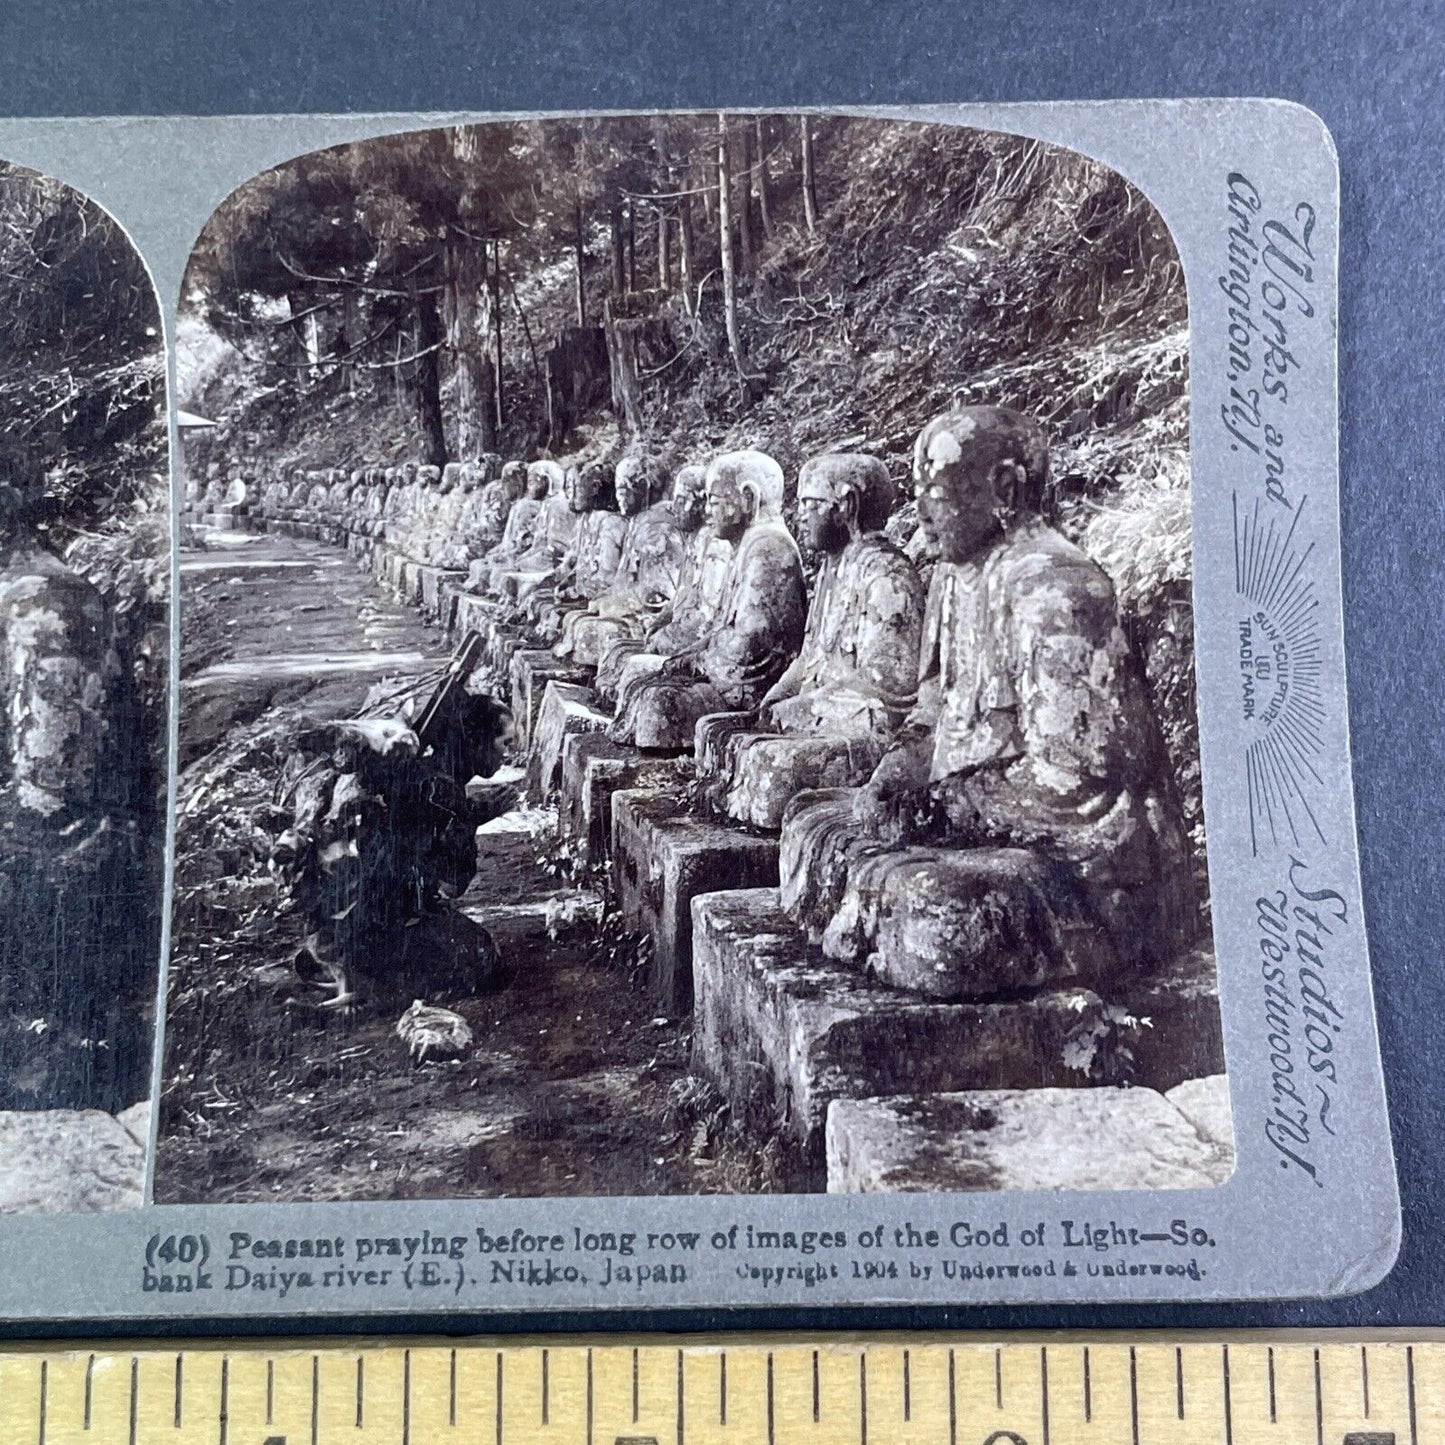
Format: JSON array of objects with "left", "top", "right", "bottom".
[
  {"left": 509, "top": 649, "right": 591, "bottom": 749},
  {"left": 526, "top": 681, "right": 610, "bottom": 800},
  {"left": 824, "top": 1086, "right": 1235, "bottom": 1194},
  {"left": 612, "top": 793, "right": 780, "bottom": 1013},
  {"left": 559, "top": 733, "right": 692, "bottom": 866},
  {"left": 419, "top": 565, "right": 465, "bottom": 618},
  {"left": 692, "top": 887, "right": 1122, "bottom": 1158},
  {"left": 0, "top": 1109, "right": 145, "bottom": 1213}
]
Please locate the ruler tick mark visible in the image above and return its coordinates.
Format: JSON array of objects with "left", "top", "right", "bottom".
[
  {"left": 813, "top": 1349, "right": 820, "bottom": 1423},
  {"left": 633, "top": 1347, "right": 639, "bottom": 1423},
  {"left": 310, "top": 1354, "right": 319, "bottom": 1445},
  {"left": 948, "top": 1349, "right": 956, "bottom": 1445},
  {"left": 266, "top": 1359, "right": 274, "bottom": 1425},
  {"left": 586, "top": 1348, "right": 594, "bottom": 1445},
  {"left": 1268, "top": 1346, "right": 1276, "bottom": 1423},
  {"left": 175, "top": 1353, "right": 184, "bottom": 1428},
  {"left": 37, "top": 1358, "right": 47, "bottom": 1445},
  {"left": 676, "top": 1349, "right": 684, "bottom": 1445},
  {"left": 1040, "top": 1346, "right": 1049, "bottom": 1445},
  {"left": 1314, "top": 1348, "right": 1323, "bottom": 1445},
  {"left": 767, "top": 1353, "right": 775, "bottom": 1445},
  {"left": 1223, "top": 1345, "right": 1234, "bottom": 1445},
  {"left": 219, "top": 1355, "right": 229, "bottom": 1445},
  {"left": 128, "top": 1357, "right": 137, "bottom": 1445},
  {"left": 719, "top": 1350, "right": 727, "bottom": 1423},
  {"left": 995, "top": 1347, "right": 1002, "bottom": 1410},
  {"left": 1176, "top": 1346, "right": 1184, "bottom": 1419},
  {"left": 1361, "top": 1343, "right": 1370, "bottom": 1417},
  {"left": 904, "top": 1349, "right": 911, "bottom": 1421},
  {"left": 1083, "top": 1346, "right": 1092, "bottom": 1422},
  {"left": 859, "top": 1352, "right": 868, "bottom": 1445},
  {"left": 1408, "top": 1345, "right": 1418, "bottom": 1445},
  {"left": 404, "top": 1350, "right": 413, "bottom": 1445},
  {"left": 1129, "top": 1347, "right": 1139, "bottom": 1445},
  {"left": 496, "top": 1352, "right": 503, "bottom": 1445},
  {"left": 451, "top": 1348, "right": 458, "bottom": 1428},
  {"left": 83, "top": 1353, "right": 94, "bottom": 1432},
  {"left": 542, "top": 1348, "right": 550, "bottom": 1425},
  {"left": 356, "top": 1357, "right": 364, "bottom": 1428}
]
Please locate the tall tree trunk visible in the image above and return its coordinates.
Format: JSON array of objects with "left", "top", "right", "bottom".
[
  {"left": 610, "top": 200, "right": 625, "bottom": 294},
  {"left": 800, "top": 115, "right": 819, "bottom": 234},
  {"left": 755, "top": 116, "right": 775, "bottom": 238},
  {"left": 716, "top": 113, "right": 748, "bottom": 377},
  {"left": 625, "top": 200, "right": 636, "bottom": 292},
  {"left": 490, "top": 239, "right": 505, "bottom": 435},
  {"left": 678, "top": 190, "right": 696, "bottom": 316},
  {"left": 658, "top": 206, "right": 671, "bottom": 289},
  {"left": 444, "top": 233, "right": 493, "bottom": 460},
  {"left": 700, "top": 159, "right": 715, "bottom": 230},
  {"left": 573, "top": 199, "right": 586, "bottom": 325},
  {"left": 737, "top": 119, "right": 755, "bottom": 272},
  {"left": 414, "top": 288, "right": 450, "bottom": 467}
]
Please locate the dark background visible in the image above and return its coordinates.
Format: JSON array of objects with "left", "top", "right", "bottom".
[{"left": 2, "top": 0, "right": 1439, "bottom": 1337}]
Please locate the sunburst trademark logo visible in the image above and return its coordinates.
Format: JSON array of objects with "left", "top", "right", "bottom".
[{"left": 1233, "top": 493, "right": 1325, "bottom": 854}]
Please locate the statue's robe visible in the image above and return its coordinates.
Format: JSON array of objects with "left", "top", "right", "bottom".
[
  {"left": 612, "top": 520, "right": 806, "bottom": 751},
  {"left": 555, "top": 500, "right": 688, "bottom": 667},
  {"left": 467, "top": 495, "right": 543, "bottom": 594},
  {"left": 782, "top": 519, "right": 1194, "bottom": 999},
  {"left": 702, "top": 530, "right": 924, "bottom": 828},
  {"left": 0, "top": 541, "right": 153, "bottom": 1110}
]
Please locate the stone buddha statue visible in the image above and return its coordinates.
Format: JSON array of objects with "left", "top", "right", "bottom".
[
  {"left": 554, "top": 454, "right": 688, "bottom": 667},
  {"left": 699, "top": 451, "right": 925, "bottom": 829},
  {"left": 780, "top": 406, "right": 1195, "bottom": 1001},
  {"left": 610, "top": 450, "right": 807, "bottom": 752},
  {"left": 473, "top": 460, "right": 528, "bottom": 553},
  {"left": 468, "top": 461, "right": 552, "bottom": 595},
  {"left": 593, "top": 463, "right": 709, "bottom": 697},
  {"left": 515, "top": 460, "right": 624, "bottom": 630},
  {"left": 492, "top": 461, "right": 580, "bottom": 600},
  {"left": 418, "top": 462, "right": 466, "bottom": 564}
]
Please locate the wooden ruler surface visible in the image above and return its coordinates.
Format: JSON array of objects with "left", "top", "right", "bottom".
[{"left": 0, "top": 1335, "right": 1439, "bottom": 1445}]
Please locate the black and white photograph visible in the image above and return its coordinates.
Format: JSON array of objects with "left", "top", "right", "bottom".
[
  {"left": 0, "top": 162, "right": 168, "bottom": 1212},
  {"left": 155, "top": 113, "right": 1232, "bottom": 1206}
]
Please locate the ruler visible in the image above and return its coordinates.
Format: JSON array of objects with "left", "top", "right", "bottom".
[{"left": 0, "top": 1336, "right": 1438, "bottom": 1445}]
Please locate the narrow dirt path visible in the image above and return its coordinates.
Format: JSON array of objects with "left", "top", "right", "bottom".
[{"left": 156, "top": 530, "right": 764, "bottom": 1203}]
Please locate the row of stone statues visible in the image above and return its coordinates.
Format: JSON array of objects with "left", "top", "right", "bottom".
[{"left": 206, "top": 404, "right": 1197, "bottom": 1006}]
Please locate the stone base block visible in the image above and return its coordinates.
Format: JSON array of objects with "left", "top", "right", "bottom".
[
  {"left": 1117, "top": 942, "right": 1226, "bottom": 1085},
  {"left": 526, "top": 681, "right": 610, "bottom": 800},
  {"left": 825, "top": 1085, "right": 1236, "bottom": 1194},
  {"left": 509, "top": 649, "right": 591, "bottom": 749},
  {"left": 692, "top": 887, "right": 1121, "bottom": 1155},
  {"left": 559, "top": 733, "right": 693, "bottom": 866},
  {"left": 419, "top": 565, "right": 465, "bottom": 617},
  {"left": 612, "top": 794, "right": 779, "bottom": 1013},
  {"left": 0, "top": 1109, "right": 145, "bottom": 1213}
]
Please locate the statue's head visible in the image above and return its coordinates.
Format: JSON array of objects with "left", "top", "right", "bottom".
[
  {"left": 568, "top": 460, "right": 610, "bottom": 514},
  {"left": 480, "top": 452, "right": 503, "bottom": 483},
  {"left": 418, "top": 465, "right": 443, "bottom": 490},
  {"left": 912, "top": 407, "right": 1049, "bottom": 564},
  {"left": 399, "top": 461, "right": 419, "bottom": 486},
  {"left": 503, "top": 460, "right": 530, "bottom": 500},
  {"left": 614, "top": 455, "right": 663, "bottom": 516},
  {"left": 438, "top": 463, "right": 460, "bottom": 494},
  {"left": 528, "top": 460, "right": 562, "bottom": 499},
  {"left": 797, "top": 452, "right": 894, "bottom": 555},
  {"left": 705, "top": 450, "right": 785, "bottom": 544},
  {"left": 671, "top": 464, "right": 707, "bottom": 532}
]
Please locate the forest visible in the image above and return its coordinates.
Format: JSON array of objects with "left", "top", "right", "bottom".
[{"left": 182, "top": 113, "right": 1200, "bottom": 850}]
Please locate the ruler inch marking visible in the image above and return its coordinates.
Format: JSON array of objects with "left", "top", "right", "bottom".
[
  {"left": 1175, "top": 1345, "right": 1184, "bottom": 1419},
  {"left": 1314, "top": 1347, "right": 1323, "bottom": 1445},
  {"left": 451, "top": 1348, "right": 458, "bottom": 1428},
  {"left": 994, "top": 1347, "right": 1002, "bottom": 1410},
  {"left": 586, "top": 1347, "right": 593, "bottom": 1445},
  {"left": 719, "top": 1349, "right": 726, "bottom": 1424},
  {"left": 355, "top": 1356, "right": 364, "bottom": 1428},
  {"left": 676, "top": 1348, "right": 684, "bottom": 1445},
  {"left": 1268, "top": 1345, "right": 1276, "bottom": 1423},
  {"left": 1083, "top": 1345, "right": 1092, "bottom": 1423},
  {"left": 813, "top": 1349, "right": 820, "bottom": 1424},
  {"left": 767, "top": 1351, "right": 775, "bottom": 1445},
  {"left": 219, "top": 1354, "right": 229, "bottom": 1445},
  {"left": 83, "top": 1353, "right": 94, "bottom": 1433},
  {"left": 310, "top": 1353, "right": 319, "bottom": 1445},
  {"left": 1361, "top": 1342, "right": 1370, "bottom": 1417},
  {"left": 37, "top": 1357, "right": 47, "bottom": 1445},
  {"left": 495, "top": 1351, "right": 503, "bottom": 1445},
  {"left": 128, "top": 1356, "right": 137, "bottom": 1445}
]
